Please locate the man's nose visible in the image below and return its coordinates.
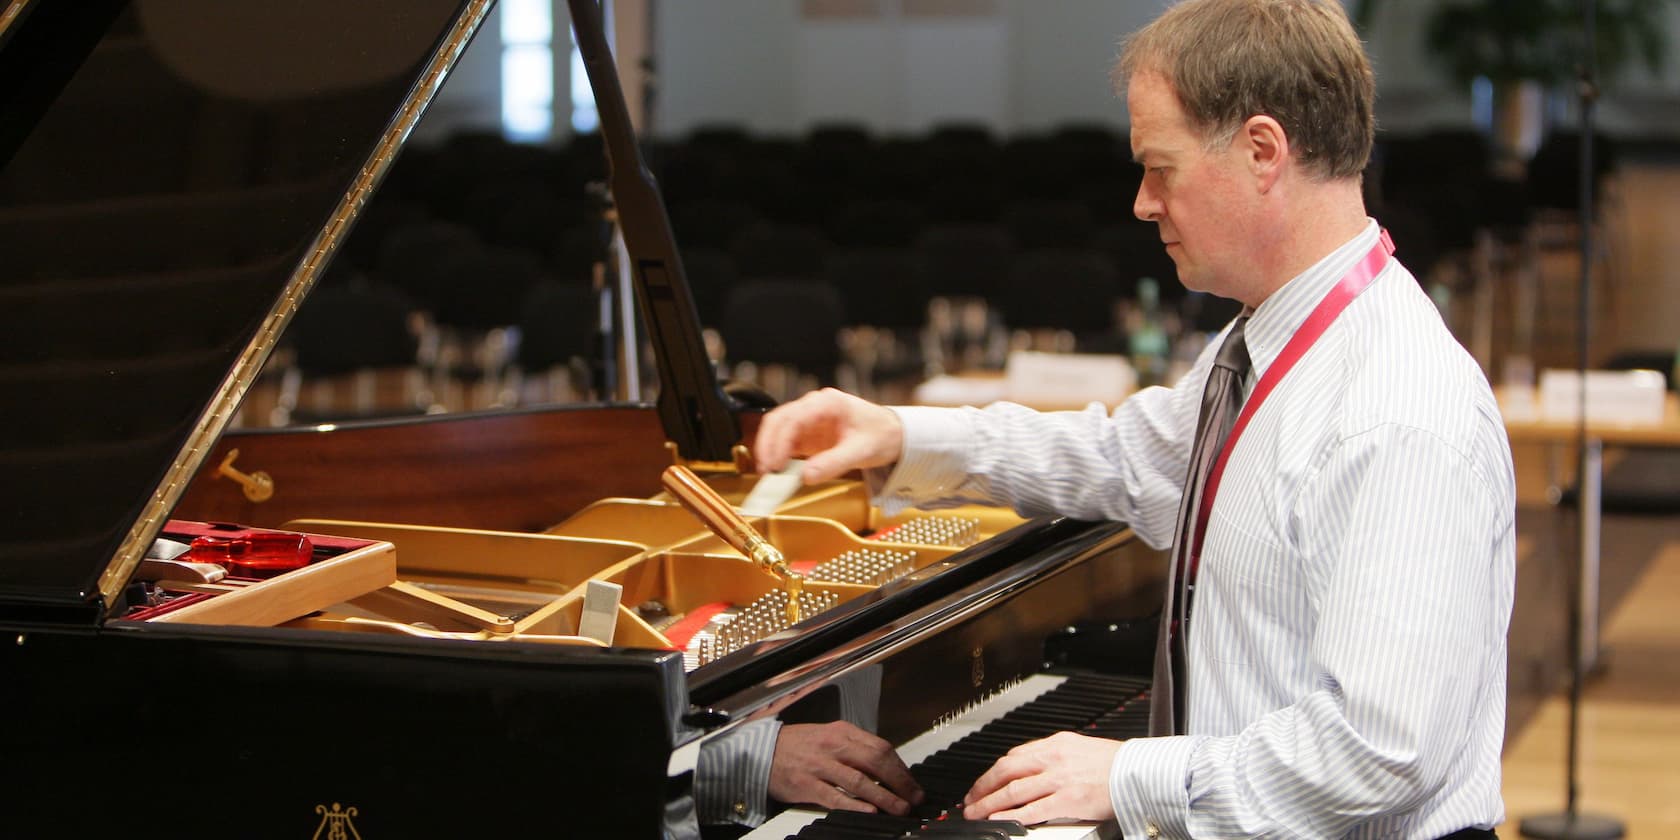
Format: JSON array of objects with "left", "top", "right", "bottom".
[{"left": 1133, "top": 182, "right": 1161, "bottom": 222}]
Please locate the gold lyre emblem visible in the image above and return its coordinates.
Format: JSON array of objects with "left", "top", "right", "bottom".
[
  {"left": 312, "top": 803, "right": 363, "bottom": 840},
  {"left": 969, "top": 646, "right": 985, "bottom": 688}
]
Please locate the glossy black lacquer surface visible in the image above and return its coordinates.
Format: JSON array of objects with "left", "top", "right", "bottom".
[
  {"left": 0, "top": 1, "right": 466, "bottom": 605},
  {"left": 0, "top": 624, "right": 684, "bottom": 837}
]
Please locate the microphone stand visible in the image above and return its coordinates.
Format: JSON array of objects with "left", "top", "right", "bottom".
[{"left": 1519, "top": 2, "right": 1624, "bottom": 836}]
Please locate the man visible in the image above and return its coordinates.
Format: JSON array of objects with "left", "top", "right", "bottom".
[{"left": 752, "top": 1, "right": 1515, "bottom": 837}]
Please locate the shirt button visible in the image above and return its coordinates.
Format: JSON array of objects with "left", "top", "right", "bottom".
[
  {"left": 732, "top": 801, "right": 747, "bottom": 816},
  {"left": 1145, "top": 822, "right": 1161, "bottom": 839}
]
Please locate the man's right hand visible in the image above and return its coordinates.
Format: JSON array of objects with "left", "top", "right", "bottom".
[
  {"left": 753, "top": 388, "right": 904, "bottom": 485},
  {"left": 770, "top": 721, "right": 924, "bottom": 815}
]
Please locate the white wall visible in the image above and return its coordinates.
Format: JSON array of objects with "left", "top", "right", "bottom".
[
  {"left": 649, "top": 0, "right": 1680, "bottom": 140},
  {"left": 650, "top": 0, "right": 1153, "bottom": 138},
  {"left": 1006, "top": 0, "right": 1160, "bottom": 132},
  {"left": 417, "top": 1, "right": 1680, "bottom": 143},
  {"left": 412, "top": 2, "right": 507, "bottom": 143},
  {"left": 651, "top": 0, "right": 800, "bottom": 135}
]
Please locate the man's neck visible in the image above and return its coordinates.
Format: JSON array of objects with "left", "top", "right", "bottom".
[{"left": 1241, "top": 180, "right": 1370, "bottom": 308}]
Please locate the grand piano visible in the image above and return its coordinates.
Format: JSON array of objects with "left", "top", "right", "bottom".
[{"left": 0, "top": 1, "right": 1165, "bottom": 837}]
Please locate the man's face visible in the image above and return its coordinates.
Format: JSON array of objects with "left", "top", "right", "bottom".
[{"left": 1128, "top": 71, "right": 1255, "bottom": 299}]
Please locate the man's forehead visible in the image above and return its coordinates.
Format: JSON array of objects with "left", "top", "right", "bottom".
[{"left": 1127, "top": 73, "right": 1184, "bottom": 160}]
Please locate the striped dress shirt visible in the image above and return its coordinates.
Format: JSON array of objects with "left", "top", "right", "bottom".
[{"left": 879, "top": 221, "right": 1515, "bottom": 839}]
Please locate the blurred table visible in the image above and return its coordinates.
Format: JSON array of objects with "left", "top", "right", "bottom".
[
  {"left": 1498, "top": 387, "right": 1680, "bottom": 671},
  {"left": 913, "top": 352, "right": 1137, "bottom": 412}
]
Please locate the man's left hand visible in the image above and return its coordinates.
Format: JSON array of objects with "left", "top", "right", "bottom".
[{"left": 962, "top": 731, "right": 1121, "bottom": 823}]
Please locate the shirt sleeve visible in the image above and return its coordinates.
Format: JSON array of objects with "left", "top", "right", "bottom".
[
  {"left": 869, "top": 370, "right": 1209, "bottom": 549},
  {"left": 694, "top": 718, "right": 784, "bottom": 827},
  {"left": 1109, "top": 425, "right": 1510, "bottom": 838}
]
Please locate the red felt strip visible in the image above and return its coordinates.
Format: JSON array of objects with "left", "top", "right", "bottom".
[{"left": 661, "top": 601, "right": 732, "bottom": 649}]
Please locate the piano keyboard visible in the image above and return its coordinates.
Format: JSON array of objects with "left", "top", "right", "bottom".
[{"left": 744, "top": 672, "right": 1148, "bottom": 840}]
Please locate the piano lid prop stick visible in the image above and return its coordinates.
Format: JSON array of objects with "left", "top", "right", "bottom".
[
  {"left": 578, "top": 580, "right": 623, "bottom": 646},
  {"left": 661, "top": 464, "right": 806, "bottom": 623}
]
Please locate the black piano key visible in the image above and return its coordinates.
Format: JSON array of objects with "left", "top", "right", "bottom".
[
  {"left": 793, "top": 809, "right": 1024, "bottom": 840},
  {"left": 917, "top": 828, "right": 1012, "bottom": 839},
  {"left": 819, "top": 810, "right": 922, "bottom": 833},
  {"left": 796, "top": 825, "right": 896, "bottom": 840},
  {"left": 918, "top": 818, "right": 1029, "bottom": 837}
]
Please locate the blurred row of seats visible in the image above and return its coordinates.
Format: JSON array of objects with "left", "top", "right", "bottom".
[{"left": 246, "top": 121, "right": 1623, "bottom": 425}]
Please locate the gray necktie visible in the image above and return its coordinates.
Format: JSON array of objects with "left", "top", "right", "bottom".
[{"left": 1149, "top": 312, "right": 1252, "bottom": 737}]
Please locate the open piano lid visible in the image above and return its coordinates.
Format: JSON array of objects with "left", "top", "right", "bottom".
[
  {"left": 0, "top": 0, "right": 495, "bottom": 617},
  {"left": 0, "top": 0, "right": 744, "bottom": 621}
]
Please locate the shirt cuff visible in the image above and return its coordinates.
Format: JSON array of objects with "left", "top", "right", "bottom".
[
  {"left": 1111, "top": 735, "right": 1199, "bottom": 839},
  {"left": 694, "top": 718, "right": 783, "bottom": 827},
  {"left": 871, "top": 406, "right": 975, "bottom": 515}
]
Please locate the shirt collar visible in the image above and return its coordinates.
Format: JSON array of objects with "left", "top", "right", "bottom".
[{"left": 1242, "top": 219, "right": 1381, "bottom": 381}]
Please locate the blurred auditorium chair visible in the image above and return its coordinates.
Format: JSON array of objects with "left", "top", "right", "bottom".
[
  {"left": 826, "top": 199, "right": 926, "bottom": 249},
  {"left": 1001, "top": 136, "right": 1082, "bottom": 201},
  {"left": 559, "top": 131, "right": 607, "bottom": 191},
  {"left": 1049, "top": 123, "right": 1124, "bottom": 164},
  {"left": 750, "top": 162, "right": 843, "bottom": 225},
  {"left": 719, "top": 279, "right": 846, "bottom": 402},
  {"left": 1075, "top": 171, "right": 1146, "bottom": 225},
  {"left": 1377, "top": 129, "right": 1493, "bottom": 259},
  {"left": 271, "top": 283, "right": 425, "bottom": 425},
  {"left": 825, "top": 248, "right": 932, "bottom": 396},
  {"left": 414, "top": 131, "right": 550, "bottom": 220},
  {"left": 1370, "top": 202, "right": 1445, "bottom": 286},
  {"left": 657, "top": 143, "right": 743, "bottom": 206},
  {"left": 669, "top": 198, "right": 761, "bottom": 251},
  {"left": 806, "top": 122, "right": 874, "bottom": 154},
  {"left": 374, "top": 218, "right": 484, "bottom": 315},
  {"left": 915, "top": 222, "right": 1015, "bottom": 300},
  {"left": 679, "top": 247, "right": 741, "bottom": 329},
  {"left": 825, "top": 248, "right": 930, "bottom": 331},
  {"left": 862, "top": 137, "right": 933, "bottom": 202},
  {"left": 926, "top": 122, "right": 997, "bottom": 151},
  {"left": 508, "top": 281, "right": 600, "bottom": 406},
  {"left": 998, "top": 249, "right": 1123, "bottom": 353},
  {"left": 336, "top": 194, "right": 427, "bottom": 274},
  {"left": 922, "top": 175, "right": 1004, "bottom": 224},
  {"left": 923, "top": 123, "right": 1003, "bottom": 191},
  {"left": 427, "top": 246, "right": 550, "bottom": 411},
  {"left": 729, "top": 221, "right": 830, "bottom": 280},
  {"left": 1092, "top": 220, "right": 1178, "bottom": 302},
  {"left": 1526, "top": 130, "right": 1619, "bottom": 221},
  {"left": 474, "top": 186, "right": 593, "bottom": 263},
  {"left": 686, "top": 123, "right": 755, "bottom": 152},
  {"left": 1002, "top": 199, "right": 1096, "bottom": 249},
  {"left": 551, "top": 223, "right": 611, "bottom": 287}
]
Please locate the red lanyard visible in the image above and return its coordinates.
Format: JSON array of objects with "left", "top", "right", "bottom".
[{"left": 1189, "top": 229, "right": 1395, "bottom": 574}]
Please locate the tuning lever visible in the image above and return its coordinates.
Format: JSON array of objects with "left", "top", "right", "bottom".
[
  {"left": 215, "top": 449, "right": 274, "bottom": 502},
  {"left": 661, "top": 465, "right": 807, "bottom": 621},
  {"left": 661, "top": 465, "right": 788, "bottom": 575}
]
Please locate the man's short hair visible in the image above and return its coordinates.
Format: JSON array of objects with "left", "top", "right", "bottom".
[{"left": 1115, "top": 0, "right": 1375, "bottom": 181}]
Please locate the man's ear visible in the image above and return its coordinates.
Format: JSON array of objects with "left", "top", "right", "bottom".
[{"left": 1243, "top": 115, "right": 1288, "bottom": 192}]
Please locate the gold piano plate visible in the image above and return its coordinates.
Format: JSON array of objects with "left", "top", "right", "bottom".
[{"left": 132, "top": 476, "right": 1028, "bottom": 670}]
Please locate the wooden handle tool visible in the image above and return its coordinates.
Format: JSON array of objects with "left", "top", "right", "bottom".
[{"left": 661, "top": 464, "right": 805, "bottom": 621}]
